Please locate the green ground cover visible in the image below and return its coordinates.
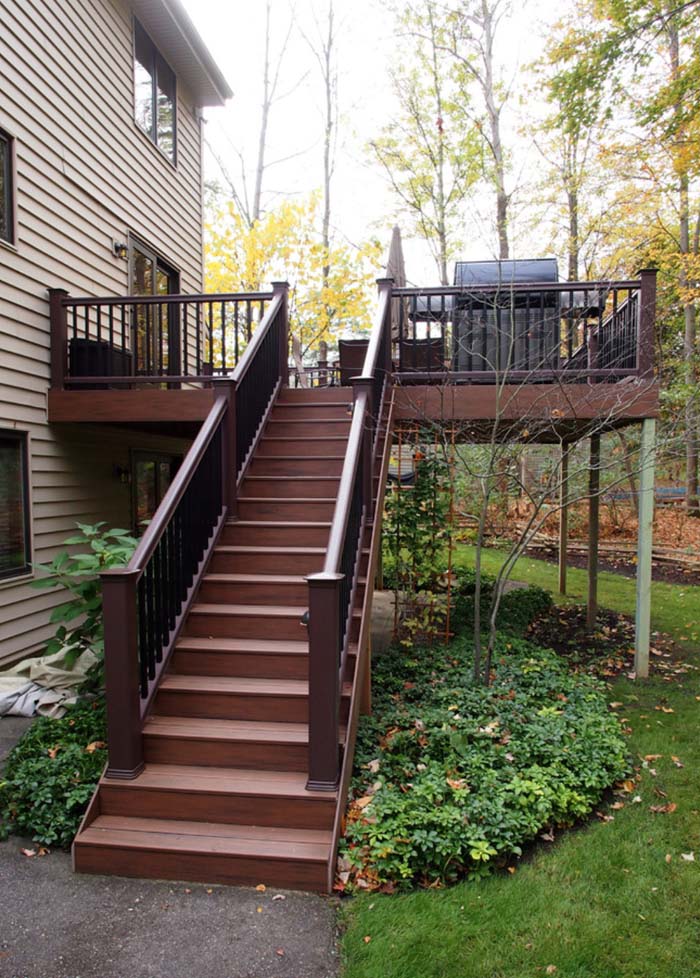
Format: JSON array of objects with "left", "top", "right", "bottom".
[{"left": 341, "top": 550, "right": 700, "bottom": 978}]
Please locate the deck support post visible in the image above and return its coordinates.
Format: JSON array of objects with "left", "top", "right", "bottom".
[
  {"left": 101, "top": 568, "right": 144, "bottom": 779},
  {"left": 306, "top": 572, "right": 343, "bottom": 791},
  {"left": 635, "top": 418, "right": 656, "bottom": 678},
  {"left": 212, "top": 378, "right": 238, "bottom": 519},
  {"left": 48, "top": 288, "right": 69, "bottom": 390},
  {"left": 558, "top": 444, "right": 570, "bottom": 595},
  {"left": 587, "top": 434, "right": 601, "bottom": 631}
]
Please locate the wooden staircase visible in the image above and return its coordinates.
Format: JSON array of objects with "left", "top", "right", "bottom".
[{"left": 73, "top": 386, "right": 369, "bottom": 891}]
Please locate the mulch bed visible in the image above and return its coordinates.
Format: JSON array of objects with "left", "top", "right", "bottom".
[
  {"left": 526, "top": 604, "right": 685, "bottom": 681},
  {"left": 522, "top": 546, "right": 700, "bottom": 587}
]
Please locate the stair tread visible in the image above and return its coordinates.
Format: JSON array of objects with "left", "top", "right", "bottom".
[
  {"left": 189, "top": 602, "right": 307, "bottom": 617},
  {"left": 145, "top": 716, "right": 311, "bottom": 743},
  {"left": 79, "top": 816, "right": 331, "bottom": 860},
  {"left": 244, "top": 475, "right": 341, "bottom": 481},
  {"left": 101, "top": 763, "right": 338, "bottom": 799},
  {"left": 161, "top": 674, "right": 309, "bottom": 695},
  {"left": 144, "top": 715, "right": 346, "bottom": 745},
  {"left": 238, "top": 497, "right": 337, "bottom": 503},
  {"left": 160, "top": 674, "right": 352, "bottom": 696},
  {"left": 204, "top": 573, "right": 307, "bottom": 585},
  {"left": 226, "top": 521, "right": 331, "bottom": 528},
  {"left": 176, "top": 635, "right": 308, "bottom": 653}
]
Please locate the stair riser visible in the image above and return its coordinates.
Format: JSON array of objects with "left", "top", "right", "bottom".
[
  {"left": 143, "top": 735, "right": 309, "bottom": 771},
  {"left": 240, "top": 478, "right": 341, "bottom": 498},
  {"left": 221, "top": 524, "right": 330, "bottom": 547},
  {"left": 248, "top": 457, "right": 344, "bottom": 476},
  {"left": 257, "top": 439, "right": 348, "bottom": 456},
  {"left": 184, "top": 612, "right": 308, "bottom": 642},
  {"left": 172, "top": 648, "right": 308, "bottom": 680},
  {"left": 154, "top": 688, "right": 310, "bottom": 722},
  {"left": 74, "top": 845, "right": 328, "bottom": 891},
  {"left": 272, "top": 404, "right": 350, "bottom": 420},
  {"left": 278, "top": 387, "right": 351, "bottom": 403},
  {"left": 198, "top": 579, "right": 310, "bottom": 605},
  {"left": 98, "top": 784, "right": 335, "bottom": 830},
  {"left": 153, "top": 689, "right": 351, "bottom": 725},
  {"left": 265, "top": 421, "right": 351, "bottom": 438},
  {"left": 237, "top": 500, "right": 336, "bottom": 522},
  {"left": 209, "top": 551, "right": 326, "bottom": 575}
]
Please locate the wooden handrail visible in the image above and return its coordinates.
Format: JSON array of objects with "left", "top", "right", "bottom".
[
  {"left": 61, "top": 290, "right": 274, "bottom": 307},
  {"left": 324, "top": 388, "right": 369, "bottom": 574},
  {"left": 392, "top": 279, "right": 641, "bottom": 296}
]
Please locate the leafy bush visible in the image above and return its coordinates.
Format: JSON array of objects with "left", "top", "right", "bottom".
[
  {"left": 453, "top": 568, "right": 553, "bottom": 637},
  {"left": 33, "top": 522, "right": 137, "bottom": 689},
  {"left": 0, "top": 701, "right": 107, "bottom": 848},
  {"left": 339, "top": 636, "right": 628, "bottom": 890}
]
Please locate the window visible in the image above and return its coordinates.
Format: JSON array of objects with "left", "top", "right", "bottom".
[
  {"left": 133, "top": 20, "right": 176, "bottom": 163},
  {"left": 131, "top": 451, "right": 181, "bottom": 534},
  {"left": 0, "top": 431, "right": 31, "bottom": 580},
  {"left": 129, "top": 236, "right": 180, "bottom": 374},
  {"left": 0, "top": 129, "right": 14, "bottom": 244}
]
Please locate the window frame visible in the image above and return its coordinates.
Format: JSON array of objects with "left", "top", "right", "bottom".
[
  {"left": 0, "top": 429, "right": 32, "bottom": 583},
  {"left": 132, "top": 19, "right": 177, "bottom": 165},
  {"left": 0, "top": 127, "right": 16, "bottom": 246}
]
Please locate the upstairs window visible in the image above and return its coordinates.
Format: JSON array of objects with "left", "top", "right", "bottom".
[
  {"left": 133, "top": 21, "right": 176, "bottom": 163},
  {"left": 0, "top": 431, "right": 31, "bottom": 580},
  {"left": 0, "top": 129, "right": 14, "bottom": 244}
]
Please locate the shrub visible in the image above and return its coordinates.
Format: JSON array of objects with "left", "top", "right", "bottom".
[
  {"left": 453, "top": 568, "right": 553, "bottom": 637},
  {"left": 0, "top": 701, "right": 107, "bottom": 848},
  {"left": 32, "top": 522, "right": 137, "bottom": 689},
  {"left": 339, "top": 636, "right": 628, "bottom": 890}
]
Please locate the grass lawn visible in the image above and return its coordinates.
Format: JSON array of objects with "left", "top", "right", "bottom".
[{"left": 341, "top": 549, "right": 700, "bottom": 978}]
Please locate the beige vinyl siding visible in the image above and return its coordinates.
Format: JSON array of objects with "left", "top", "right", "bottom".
[{"left": 0, "top": 0, "right": 207, "bottom": 665}]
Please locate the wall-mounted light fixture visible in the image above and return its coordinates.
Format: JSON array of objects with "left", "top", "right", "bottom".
[{"left": 112, "top": 240, "right": 128, "bottom": 260}]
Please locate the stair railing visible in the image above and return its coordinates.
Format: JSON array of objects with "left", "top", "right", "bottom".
[
  {"left": 306, "top": 279, "right": 393, "bottom": 791},
  {"left": 100, "top": 282, "right": 289, "bottom": 780}
]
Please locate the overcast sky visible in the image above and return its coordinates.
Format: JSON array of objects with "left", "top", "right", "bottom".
[{"left": 181, "top": 0, "right": 562, "bottom": 282}]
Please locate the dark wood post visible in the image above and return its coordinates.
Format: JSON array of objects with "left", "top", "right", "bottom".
[
  {"left": 101, "top": 568, "right": 144, "bottom": 779},
  {"left": 306, "top": 572, "right": 343, "bottom": 790},
  {"left": 638, "top": 267, "right": 657, "bottom": 379},
  {"left": 272, "top": 281, "right": 290, "bottom": 386},
  {"left": 48, "top": 288, "right": 69, "bottom": 390},
  {"left": 587, "top": 434, "right": 601, "bottom": 631},
  {"left": 212, "top": 377, "right": 238, "bottom": 519}
]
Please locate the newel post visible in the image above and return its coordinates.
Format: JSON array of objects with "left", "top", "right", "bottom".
[
  {"left": 48, "top": 288, "right": 69, "bottom": 390},
  {"left": 101, "top": 568, "right": 144, "bottom": 779},
  {"left": 638, "top": 267, "right": 657, "bottom": 379},
  {"left": 212, "top": 377, "right": 238, "bottom": 519},
  {"left": 272, "top": 281, "right": 290, "bottom": 385},
  {"left": 306, "top": 572, "right": 343, "bottom": 791}
]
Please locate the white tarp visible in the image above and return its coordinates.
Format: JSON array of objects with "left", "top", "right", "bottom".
[{"left": 0, "top": 647, "right": 97, "bottom": 718}]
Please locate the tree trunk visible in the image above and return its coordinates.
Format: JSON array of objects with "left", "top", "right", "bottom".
[{"left": 481, "top": 0, "right": 509, "bottom": 259}]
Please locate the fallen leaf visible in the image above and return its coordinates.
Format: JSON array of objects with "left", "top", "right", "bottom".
[
  {"left": 47, "top": 746, "right": 60, "bottom": 759},
  {"left": 272, "top": 894, "right": 286, "bottom": 902},
  {"left": 649, "top": 803, "right": 677, "bottom": 815},
  {"left": 255, "top": 884, "right": 266, "bottom": 892},
  {"left": 206, "top": 888, "right": 213, "bottom": 894},
  {"left": 672, "top": 756, "right": 684, "bottom": 768},
  {"left": 85, "top": 740, "right": 106, "bottom": 753},
  {"left": 644, "top": 754, "right": 663, "bottom": 761},
  {"left": 276, "top": 948, "right": 285, "bottom": 957},
  {"left": 610, "top": 801, "right": 625, "bottom": 810},
  {"left": 37, "top": 847, "right": 49, "bottom": 857},
  {"left": 363, "top": 936, "right": 372, "bottom": 944},
  {"left": 355, "top": 796, "right": 374, "bottom": 809},
  {"left": 546, "top": 966, "right": 557, "bottom": 975},
  {"left": 632, "top": 796, "right": 642, "bottom": 804},
  {"left": 256, "top": 907, "right": 263, "bottom": 913},
  {"left": 665, "top": 853, "right": 672, "bottom": 863},
  {"left": 20, "top": 848, "right": 36, "bottom": 858},
  {"left": 681, "top": 852, "right": 695, "bottom": 862}
]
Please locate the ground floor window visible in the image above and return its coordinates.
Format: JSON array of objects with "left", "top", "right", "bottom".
[
  {"left": 0, "top": 430, "right": 31, "bottom": 579},
  {"left": 131, "top": 451, "right": 181, "bottom": 534}
]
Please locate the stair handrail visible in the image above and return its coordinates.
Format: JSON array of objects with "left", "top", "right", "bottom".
[
  {"left": 99, "top": 282, "right": 291, "bottom": 782},
  {"left": 306, "top": 278, "right": 394, "bottom": 791}
]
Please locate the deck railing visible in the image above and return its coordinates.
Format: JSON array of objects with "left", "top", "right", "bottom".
[
  {"left": 99, "top": 285, "right": 289, "bottom": 779},
  {"left": 306, "top": 279, "right": 393, "bottom": 791},
  {"left": 391, "top": 269, "right": 656, "bottom": 384},
  {"left": 49, "top": 288, "right": 274, "bottom": 388}
]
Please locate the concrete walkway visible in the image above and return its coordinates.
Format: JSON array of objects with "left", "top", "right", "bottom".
[{"left": 0, "top": 841, "right": 339, "bottom": 978}]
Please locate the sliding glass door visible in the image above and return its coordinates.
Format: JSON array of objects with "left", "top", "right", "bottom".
[{"left": 130, "top": 238, "right": 180, "bottom": 376}]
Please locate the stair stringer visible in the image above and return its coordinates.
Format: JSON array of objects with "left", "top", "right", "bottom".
[{"left": 324, "top": 392, "right": 395, "bottom": 892}]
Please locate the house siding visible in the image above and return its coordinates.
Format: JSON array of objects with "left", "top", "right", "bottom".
[{"left": 0, "top": 0, "right": 206, "bottom": 666}]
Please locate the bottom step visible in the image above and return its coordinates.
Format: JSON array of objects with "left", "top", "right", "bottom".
[{"left": 74, "top": 815, "right": 331, "bottom": 891}]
